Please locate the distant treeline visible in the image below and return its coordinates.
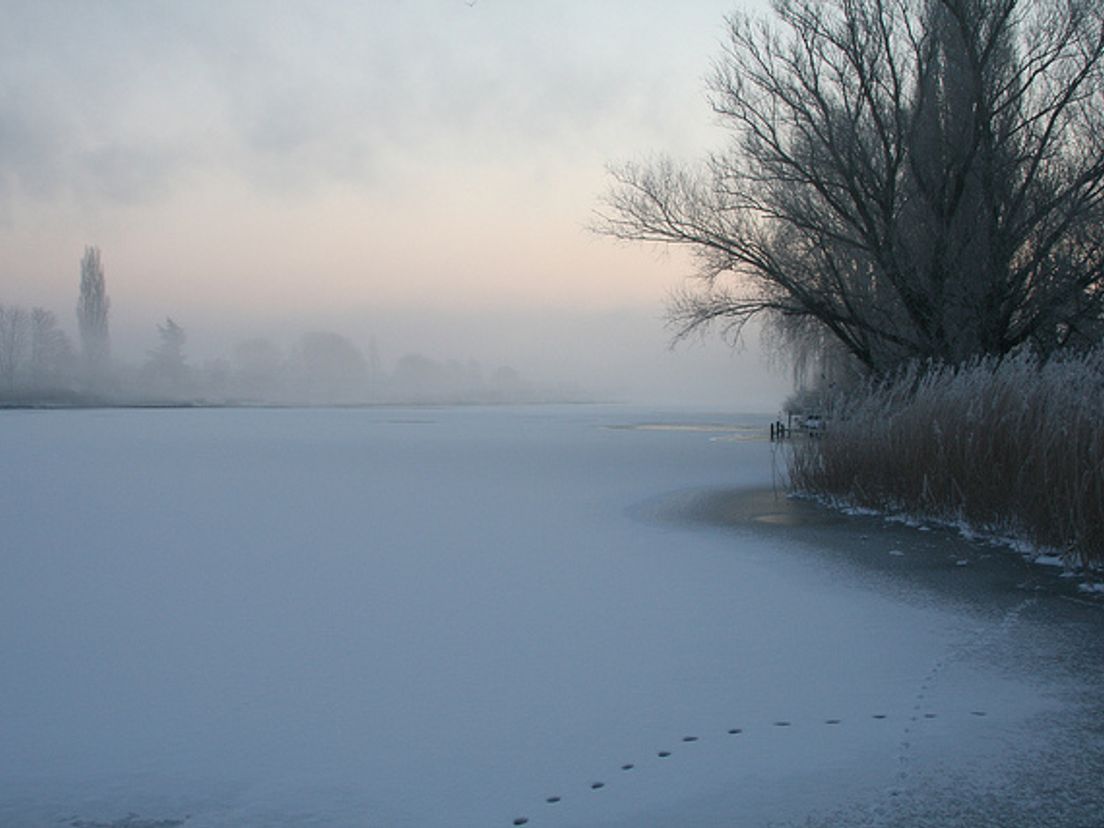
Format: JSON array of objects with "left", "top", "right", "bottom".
[
  {"left": 0, "top": 305, "right": 78, "bottom": 401},
  {"left": 0, "top": 313, "right": 574, "bottom": 406},
  {"left": 167, "top": 331, "right": 569, "bottom": 406},
  {"left": 3, "top": 244, "right": 581, "bottom": 407}
]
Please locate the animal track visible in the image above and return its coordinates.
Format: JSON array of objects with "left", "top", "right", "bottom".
[
  {"left": 509, "top": 708, "right": 990, "bottom": 824},
  {"left": 887, "top": 596, "right": 1036, "bottom": 808}
]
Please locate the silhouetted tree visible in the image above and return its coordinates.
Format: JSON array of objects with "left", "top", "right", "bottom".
[
  {"left": 76, "top": 246, "right": 110, "bottom": 383},
  {"left": 0, "top": 305, "right": 75, "bottom": 397},
  {"left": 233, "top": 337, "right": 285, "bottom": 401},
  {"left": 0, "top": 305, "right": 29, "bottom": 393},
  {"left": 29, "top": 308, "right": 74, "bottom": 390},
  {"left": 145, "top": 317, "right": 188, "bottom": 392},
  {"left": 294, "top": 331, "right": 368, "bottom": 402},
  {"left": 600, "top": 0, "right": 1104, "bottom": 374}
]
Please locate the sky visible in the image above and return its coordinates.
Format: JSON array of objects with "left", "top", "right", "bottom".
[{"left": 0, "top": 0, "right": 788, "bottom": 409}]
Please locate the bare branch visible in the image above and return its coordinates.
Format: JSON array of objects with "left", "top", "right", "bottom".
[{"left": 597, "top": 0, "right": 1104, "bottom": 373}]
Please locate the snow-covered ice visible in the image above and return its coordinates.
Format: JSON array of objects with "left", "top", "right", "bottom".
[{"left": 2, "top": 405, "right": 1102, "bottom": 827}]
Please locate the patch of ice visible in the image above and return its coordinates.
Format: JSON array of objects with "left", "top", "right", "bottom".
[
  {"left": 842, "top": 504, "right": 880, "bottom": 517},
  {"left": 885, "top": 512, "right": 925, "bottom": 528},
  {"left": 794, "top": 489, "right": 1091, "bottom": 588},
  {"left": 1, "top": 406, "right": 1094, "bottom": 827},
  {"left": 1033, "top": 554, "right": 1065, "bottom": 568}
]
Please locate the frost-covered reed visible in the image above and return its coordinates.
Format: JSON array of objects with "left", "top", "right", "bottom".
[{"left": 788, "top": 349, "right": 1104, "bottom": 567}]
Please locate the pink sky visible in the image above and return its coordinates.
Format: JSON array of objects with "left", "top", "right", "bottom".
[{"left": 0, "top": 0, "right": 786, "bottom": 407}]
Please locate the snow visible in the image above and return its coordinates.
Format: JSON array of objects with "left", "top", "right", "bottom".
[
  {"left": 2, "top": 405, "right": 1103, "bottom": 827},
  {"left": 1033, "top": 554, "right": 1065, "bottom": 568}
]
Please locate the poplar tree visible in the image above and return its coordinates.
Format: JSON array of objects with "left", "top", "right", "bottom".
[{"left": 76, "top": 245, "right": 111, "bottom": 383}]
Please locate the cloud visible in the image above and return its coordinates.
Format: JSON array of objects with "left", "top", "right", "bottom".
[
  {"left": 0, "top": 0, "right": 730, "bottom": 207},
  {"left": 0, "top": 90, "right": 197, "bottom": 206},
  {"left": 0, "top": 2, "right": 215, "bottom": 204}
]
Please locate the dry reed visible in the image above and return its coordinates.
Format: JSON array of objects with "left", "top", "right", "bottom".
[{"left": 788, "top": 348, "right": 1104, "bottom": 568}]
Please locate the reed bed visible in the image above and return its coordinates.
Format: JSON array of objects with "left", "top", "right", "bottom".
[{"left": 788, "top": 348, "right": 1104, "bottom": 568}]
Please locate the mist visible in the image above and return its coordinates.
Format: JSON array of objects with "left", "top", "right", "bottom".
[
  {"left": 0, "top": 0, "right": 788, "bottom": 412},
  {"left": 2, "top": 294, "right": 788, "bottom": 409},
  {"left": 5, "top": 3, "right": 1104, "bottom": 827}
]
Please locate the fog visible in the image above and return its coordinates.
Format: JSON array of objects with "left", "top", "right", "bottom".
[
  {"left": 6, "top": 5, "right": 1104, "bottom": 827},
  {"left": 0, "top": 0, "right": 785, "bottom": 410},
  {"left": 111, "top": 305, "right": 788, "bottom": 407},
  {"left": 1, "top": 299, "right": 788, "bottom": 409}
]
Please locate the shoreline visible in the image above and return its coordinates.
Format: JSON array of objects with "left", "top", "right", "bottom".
[{"left": 643, "top": 485, "right": 1102, "bottom": 610}]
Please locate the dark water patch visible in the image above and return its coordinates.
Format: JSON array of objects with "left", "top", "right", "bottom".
[
  {"left": 637, "top": 486, "right": 1100, "bottom": 622},
  {"left": 594, "top": 485, "right": 1104, "bottom": 827}
]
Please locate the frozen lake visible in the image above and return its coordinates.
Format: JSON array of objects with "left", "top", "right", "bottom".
[{"left": 2, "top": 405, "right": 1102, "bottom": 827}]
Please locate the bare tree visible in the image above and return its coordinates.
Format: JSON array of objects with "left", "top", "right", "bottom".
[
  {"left": 294, "top": 330, "right": 369, "bottom": 403},
  {"left": 29, "top": 307, "right": 75, "bottom": 391},
  {"left": 76, "top": 245, "right": 110, "bottom": 383},
  {"left": 599, "top": 0, "right": 1104, "bottom": 374},
  {"left": 0, "top": 305, "right": 29, "bottom": 393},
  {"left": 144, "top": 317, "right": 189, "bottom": 393},
  {"left": 233, "top": 337, "right": 285, "bottom": 401}
]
